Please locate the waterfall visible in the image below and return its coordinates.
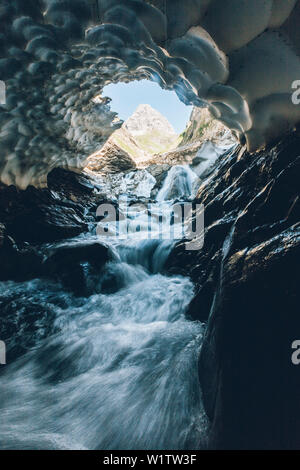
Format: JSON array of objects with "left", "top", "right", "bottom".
[
  {"left": 0, "top": 168, "right": 208, "bottom": 450},
  {"left": 156, "top": 165, "right": 198, "bottom": 202}
]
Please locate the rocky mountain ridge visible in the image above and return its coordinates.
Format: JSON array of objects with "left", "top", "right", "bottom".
[
  {"left": 111, "top": 104, "right": 179, "bottom": 161},
  {"left": 85, "top": 104, "right": 180, "bottom": 170},
  {"left": 124, "top": 104, "right": 176, "bottom": 137},
  {"left": 179, "top": 107, "right": 232, "bottom": 146},
  {"left": 86, "top": 104, "right": 235, "bottom": 173}
]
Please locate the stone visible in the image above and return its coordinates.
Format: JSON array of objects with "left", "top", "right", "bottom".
[
  {"left": 43, "top": 241, "right": 111, "bottom": 296},
  {"left": 85, "top": 141, "right": 136, "bottom": 174},
  {"left": 0, "top": 168, "right": 106, "bottom": 244},
  {"left": 146, "top": 163, "right": 170, "bottom": 197},
  {"left": 166, "top": 129, "right": 300, "bottom": 449}
]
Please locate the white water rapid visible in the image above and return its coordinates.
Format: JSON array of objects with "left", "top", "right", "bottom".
[{"left": 0, "top": 166, "right": 208, "bottom": 450}]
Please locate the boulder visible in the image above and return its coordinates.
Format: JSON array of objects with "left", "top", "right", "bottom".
[
  {"left": 0, "top": 168, "right": 103, "bottom": 244},
  {"left": 85, "top": 141, "right": 136, "bottom": 174},
  {"left": 43, "top": 241, "right": 111, "bottom": 296}
]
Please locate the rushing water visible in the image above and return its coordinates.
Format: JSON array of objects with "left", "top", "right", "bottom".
[
  {"left": 156, "top": 165, "right": 199, "bottom": 202},
  {"left": 0, "top": 166, "right": 207, "bottom": 450}
]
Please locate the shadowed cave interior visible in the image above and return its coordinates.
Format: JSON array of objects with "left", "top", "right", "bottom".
[{"left": 0, "top": 0, "right": 300, "bottom": 451}]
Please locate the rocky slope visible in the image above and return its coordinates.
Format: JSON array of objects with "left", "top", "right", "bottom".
[
  {"left": 141, "top": 107, "right": 235, "bottom": 168},
  {"left": 166, "top": 129, "right": 300, "bottom": 449},
  {"left": 85, "top": 104, "right": 179, "bottom": 173},
  {"left": 85, "top": 140, "right": 136, "bottom": 174},
  {"left": 179, "top": 107, "right": 231, "bottom": 147},
  {"left": 108, "top": 126, "right": 149, "bottom": 162},
  {"left": 123, "top": 104, "right": 178, "bottom": 157},
  {"left": 105, "top": 104, "right": 179, "bottom": 164}
]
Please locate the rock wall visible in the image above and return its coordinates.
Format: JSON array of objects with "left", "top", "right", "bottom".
[
  {"left": 179, "top": 107, "right": 230, "bottom": 146},
  {"left": 167, "top": 129, "right": 300, "bottom": 449}
]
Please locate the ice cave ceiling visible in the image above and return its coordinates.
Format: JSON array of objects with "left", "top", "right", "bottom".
[{"left": 0, "top": 0, "right": 300, "bottom": 188}]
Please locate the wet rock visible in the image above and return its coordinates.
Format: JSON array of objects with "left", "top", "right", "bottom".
[
  {"left": 0, "top": 223, "right": 44, "bottom": 281},
  {"left": 146, "top": 163, "right": 170, "bottom": 197},
  {"left": 0, "top": 184, "right": 88, "bottom": 244},
  {"left": 201, "top": 225, "right": 300, "bottom": 450},
  {"left": 86, "top": 168, "right": 156, "bottom": 200},
  {"left": 47, "top": 167, "right": 95, "bottom": 205},
  {"left": 166, "top": 130, "right": 300, "bottom": 449},
  {"left": 0, "top": 168, "right": 105, "bottom": 244},
  {"left": 43, "top": 241, "right": 111, "bottom": 296},
  {"left": 0, "top": 222, "right": 7, "bottom": 247},
  {"left": 0, "top": 283, "right": 60, "bottom": 363}
]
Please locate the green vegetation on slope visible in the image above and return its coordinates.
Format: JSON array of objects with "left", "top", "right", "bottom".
[{"left": 134, "top": 130, "right": 179, "bottom": 156}]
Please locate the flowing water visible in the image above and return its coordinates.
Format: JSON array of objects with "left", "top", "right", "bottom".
[
  {"left": 156, "top": 165, "right": 199, "bottom": 202},
  {"left": 0, "top": 166, "right": 207, "bottom": 450}
]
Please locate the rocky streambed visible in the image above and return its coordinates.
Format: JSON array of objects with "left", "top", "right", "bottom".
[{"left": 0, "top": 130, "right": 299, "bottom": 450}]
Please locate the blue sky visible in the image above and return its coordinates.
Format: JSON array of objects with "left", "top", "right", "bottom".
[{"left": 103, "top": 80, "right": 192, "bottom": 134}]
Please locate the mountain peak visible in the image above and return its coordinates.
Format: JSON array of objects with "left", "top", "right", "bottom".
[
  {"left": 102, "top": 104, "right": 179, "bottom": 161},
  {"left": 135, "top": 103, "right": 154, "bottom": 112},
  {"left": 123, "top": 104, "right": 177, "bottom": 137}
]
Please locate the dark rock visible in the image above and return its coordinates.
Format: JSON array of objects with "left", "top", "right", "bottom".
[
  {"left": 186, "top": 274, "right": 216, "bottom": 323},
  {"left": 0, "top": 185, "right": 88, "bottom": 243},
  {"left": 201, "top": 225, "right": 300, "bottom": 450},
  {"left": 146, "top": 163, "right": 170, "bottom": 198},
  {"left": 0, "top": 222, "right": 44, "bottom": 281},
  {"left": 43, "top": 241, "right": 111, "bottom": 296},
  {"left": 0, "top": 169, "right": 117, "bottom": 284},
  {"left": 0, "top": 168, "right": 104, "bottom": 244},
  {"left": 85, "top": 141, "right": 136, "bottom": 174},
  {"left": 166, "top": 130, "right": 300, "bottom": 449},
  {"left": 0, "top": 285, "right": 60, "bottom": 363},
  {"left": 47, "top": 167, "right": 95, "bottom": 206},
  {"left": 0, "top": 246, "right": 44, "bottom": 282},
  {"left": 0, "top": 222, "right": 7, "bottom": 247}
]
